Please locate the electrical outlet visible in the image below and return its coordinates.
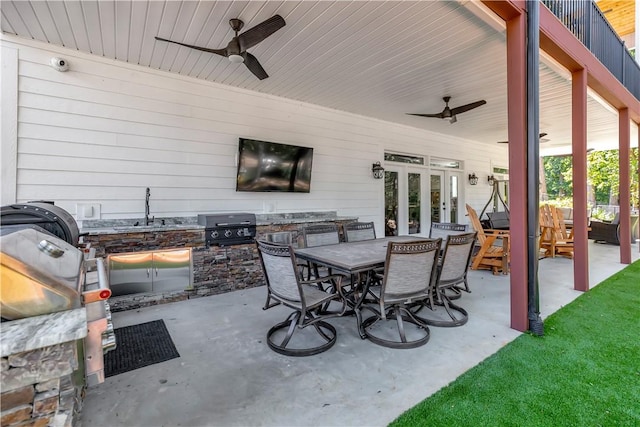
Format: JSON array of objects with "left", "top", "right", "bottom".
[{"left": 76, "top": 203, "right": 101, "bottom": 220}]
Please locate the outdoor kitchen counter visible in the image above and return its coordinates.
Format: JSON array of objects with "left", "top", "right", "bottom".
[
  {"left": 81, "top": 224, "right": 203, "bottom": 235},
  {"left": 79, "top": 211, "right": 359, "bottom": 312},
  {"left": 0, "top": 308, "right": 87, "bottom": 357},
  {"left": 80, "top": 211, "right": 357, "bottom": 235}
]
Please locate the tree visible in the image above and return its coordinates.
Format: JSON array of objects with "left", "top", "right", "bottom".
[
  {"left": 542, "top": 148, "right": 638, "bottom": 210},
  {"left": 587, "top": 148, "right": 639, "bottom": 209},
  {"left": 542, "top": 155, "right": 573, "bottom": 200}
]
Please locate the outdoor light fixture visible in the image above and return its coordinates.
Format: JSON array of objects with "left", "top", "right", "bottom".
[
  {"left": 468, "top": 173, "right": 478, "bottom": 185},
  {"left": 372, "top": 162, "right": 385, "bottom": 179},
  {"left": 488, "top": 175, "right": 496, "bottom": 186}
]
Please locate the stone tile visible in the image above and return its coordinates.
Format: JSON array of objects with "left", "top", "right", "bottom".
[{"left": 1, "top": 385, "right": 34, "bottom": 411}]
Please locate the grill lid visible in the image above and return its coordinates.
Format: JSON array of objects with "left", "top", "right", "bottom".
[
  {"left": 0, "top": 202, "right": 80, "bottom": 246},
  {"left": 1, "top": 225, "right": 84, "bottom": 320},
  {"left": 197, "top": 212, "right": 256, "bottom": 227}
]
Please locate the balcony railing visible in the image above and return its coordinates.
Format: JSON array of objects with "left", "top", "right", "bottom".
[{"left": 542, "top": 0, "right": 640, "bottom": 100}]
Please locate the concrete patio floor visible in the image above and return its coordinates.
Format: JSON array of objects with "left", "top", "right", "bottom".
[{"left": 80, "top": 242, "right": 639, "bottom": 427}]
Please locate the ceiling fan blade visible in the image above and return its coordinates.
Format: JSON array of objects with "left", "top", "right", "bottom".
[
  {"left": 155, "top": 37, "right": 227, "bottom": 56},
  {"left": 238, "top": 15, "right": 286, "bottom": 51},
  {"left": 242, "top": 52, "right": 268, "bottom": 80},
  {"left": 406, "top": 113, "right": 445, "bottom": 118},
  {"left": 450, "top": 100, "right": 487, "bottom": 116}
]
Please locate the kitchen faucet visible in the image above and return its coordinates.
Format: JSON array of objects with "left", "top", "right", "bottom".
[{"left": 145, "top": 187, "right": 154, "bottom": 226}]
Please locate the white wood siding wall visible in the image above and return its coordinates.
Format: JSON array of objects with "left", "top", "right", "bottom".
[{"left": 1, "top": 36, "right": 507, "bottom": 228}]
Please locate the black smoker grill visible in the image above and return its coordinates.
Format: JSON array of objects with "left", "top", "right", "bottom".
[{"left": 198, "top": 213, "right": 257, "bottom": 246}]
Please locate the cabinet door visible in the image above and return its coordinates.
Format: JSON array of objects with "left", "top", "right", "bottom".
[
  {"left": 152, "top": 249, "right": 191, "bottom": 293},
  {"left": 108, "top": 252, "right": 153, "bottom": 296}
]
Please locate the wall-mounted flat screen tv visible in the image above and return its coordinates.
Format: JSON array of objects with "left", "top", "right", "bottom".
[{"left": 236, "top": 138, "right": 314, "bottom": 193}]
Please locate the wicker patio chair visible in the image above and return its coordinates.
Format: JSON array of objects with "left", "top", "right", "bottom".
[
  {"left": 412, "top": 232, "right": 477, "bottom": 327},
  {"left": 344, "top": 221, "right": 376, "bottom": 242},
  {"left": 256, "top": 240, "right": 346, "bottom": 356},
  {"left": 360, "top": 239, "right": 441, "bottom": 349}
]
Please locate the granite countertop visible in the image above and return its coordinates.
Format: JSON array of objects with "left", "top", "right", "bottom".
[
  {"left": 80, "top": 212, "right": 358, "bottom": 235},
  {"left": 0, "top": 308, "right": 87, "bottom": 357},
  {"left": 82, "top": 223, "right": 204, "bottom": 235}
]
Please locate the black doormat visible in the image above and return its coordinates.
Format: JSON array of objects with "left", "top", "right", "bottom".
[{"left": 104, "top": 319, "right": 180, "bottom": 378}]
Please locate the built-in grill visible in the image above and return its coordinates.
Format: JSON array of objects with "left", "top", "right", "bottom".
[
  {"left": 198, "top": 212, "right": 257, "bottom": 246},
  {"left": 1, "top": 201, "right": 80, "bottom": 246},
  {"left": 0, "top": 203, "right": 115, "bottom": 386}
]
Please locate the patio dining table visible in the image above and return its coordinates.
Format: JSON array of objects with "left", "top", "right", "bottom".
[{"left": 294, "top": 235, "right": 431, "bottom": 338}]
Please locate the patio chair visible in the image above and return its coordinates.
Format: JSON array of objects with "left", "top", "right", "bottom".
[
  {"left": 360, "top": 239, "right": 441, "bottom": 349},
  {"left": 256, "top": 240, "right": 346, "bottom": 356},
  {"left": 302, "top": 224, "right": 341, "bottom": 247},
  {"left": 539, "top": 205, "right": 573, "bottom": 259},
  {"left": 412, "top": 232, "right": 477, "bottom": 327},
  {"left": 344, "top": 221, "right": 376, "bottom": 242},
  {"left": 428, "top": 222, "right": 468, "bottom": 299},
  {"left": 301, "top": 224, "right": 341, "bottom": 280},
  {"left": 428, "top": 222, "right": 467, "bottom": 240},
  {"left": 264, "top": 231, "right": 294, "bottom": 246},
  {"left": 465, "top": 204, "right": 510, "bottom": 275}
]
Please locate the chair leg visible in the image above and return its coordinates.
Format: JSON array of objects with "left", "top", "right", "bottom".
[
  {"left": 266, "top": 311, "right": 337, "bottom": 357},
  {"left": 361, "top": 304, "right": 430, "bottom": 349},
  {"left": 413, "top": 287, "right": 469, "bottom": 327}
]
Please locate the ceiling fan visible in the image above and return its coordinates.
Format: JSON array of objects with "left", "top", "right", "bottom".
[
  {"left": 407, "top": 96, "right": 487, "bottom": 124},
  {"left": 497, "top": 133, "right": 549, "bottom": 143},
  {"left": 155, "top": 15, "right": 286, "bottom": 80}
]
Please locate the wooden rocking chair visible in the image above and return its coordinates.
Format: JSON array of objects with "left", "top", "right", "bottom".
[
  {"left": 539, "top": 205, "right": 574, "bottom": 259},
  {"left": 465, "top": 204, "right": 510, "bottom": 275}
]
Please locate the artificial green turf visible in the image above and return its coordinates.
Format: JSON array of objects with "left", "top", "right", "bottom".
[{"left": 390, "top": 260, "right": 640, "bottom": 427}]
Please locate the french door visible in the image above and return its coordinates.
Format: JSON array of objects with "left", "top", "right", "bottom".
[
  {"left": 384, "top": 166, "right": 462, "bottom": 236},
  {"left": 430, "top": 171, "right": 462, "bottom": 224}
]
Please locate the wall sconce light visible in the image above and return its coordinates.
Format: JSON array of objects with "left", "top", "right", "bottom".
[
  {"left": 468, "top": 173, "right": 478, "bottom": 186},
  {"left": 372, "top": 162, "right": 385, "bottom": 179},
  {"left": 488, "top": 175, "right": 496, "bottom": 186}
]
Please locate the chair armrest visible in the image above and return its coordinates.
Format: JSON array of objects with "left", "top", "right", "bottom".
[
  {"left": 484, "top": 229, "right": 510, "bottom": 236},
  {"left": 300, "top": 274, "right": 345, "bottom": 291}
]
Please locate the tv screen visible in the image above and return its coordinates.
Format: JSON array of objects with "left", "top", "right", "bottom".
[{"left": 236, "top": 138, "right": 314, "bottom": 193}]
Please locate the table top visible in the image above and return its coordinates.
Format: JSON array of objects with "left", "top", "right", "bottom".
[{"left": 294, "top": 236, "right": 429, "bottom": 274}]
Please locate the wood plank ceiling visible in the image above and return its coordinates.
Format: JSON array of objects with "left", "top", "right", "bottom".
[{"left": 1, "top": 0, "right": 632, "bottom": 153}]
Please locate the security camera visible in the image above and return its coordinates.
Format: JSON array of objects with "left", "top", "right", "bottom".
[{"left": 50, "top": 57, "right": 69, "bottom": 72}]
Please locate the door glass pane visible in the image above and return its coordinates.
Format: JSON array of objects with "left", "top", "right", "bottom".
[
  {"left": 449, "top": 175, "right": 458, "bottom": 222},
  {"left": 385, "top": 171, "right": 399, "bottom": 236},
  {"left": 431, "top": 175, "right": 441, "bottom": 223},
  {"left": 408, "top": 173, "right": 421, "bottom": 234}
]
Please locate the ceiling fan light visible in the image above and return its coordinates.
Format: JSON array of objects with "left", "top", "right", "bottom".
[{"left": 228, "top": 54, "right": 244, "bottom": 64}]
